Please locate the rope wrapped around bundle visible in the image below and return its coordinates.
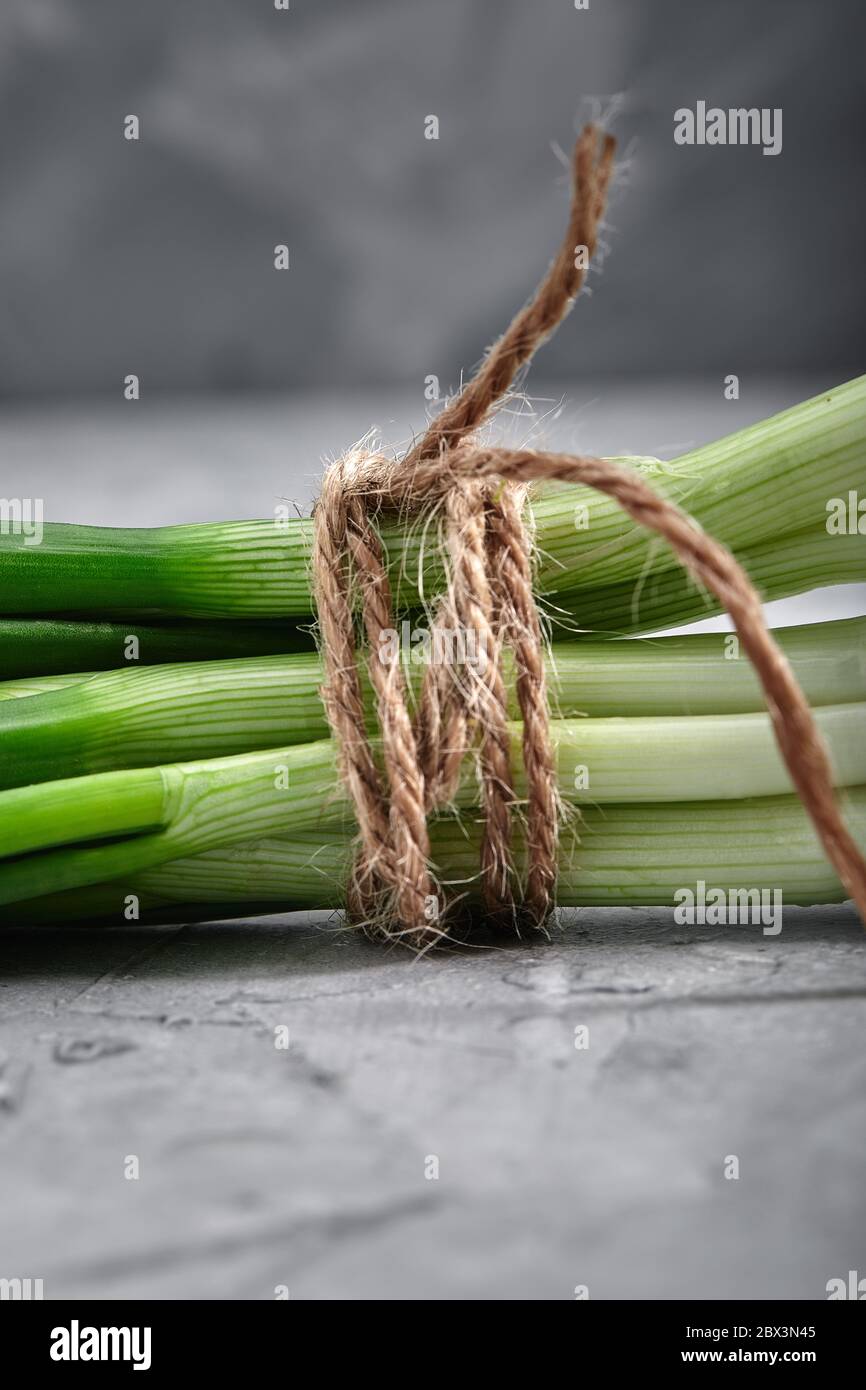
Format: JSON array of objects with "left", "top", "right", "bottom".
[{"left": 311, "top": 126, "right": 866, "bottom": 950}]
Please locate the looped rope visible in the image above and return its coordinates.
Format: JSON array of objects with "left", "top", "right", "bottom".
[{"left": 312, "top": 125, "right": 866, "bottom": 950}]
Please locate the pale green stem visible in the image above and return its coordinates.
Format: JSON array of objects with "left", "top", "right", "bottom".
[
  {"left": 12, "top": 786, "right": 866, "bottom": 925},
  {"left": 0, "top": 703, "right": 863, "bottom": 906},
  {"left": 0, "top": 618, "right": 862, "bottom": 790},
  {"left": 1, "top": 377, "right": 863, "bottom": 624}
]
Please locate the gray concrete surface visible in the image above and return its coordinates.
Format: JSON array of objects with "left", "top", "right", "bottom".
[
  {"left": 1, "top": 381, "right": 864, "bottom": 1299},
  {"left": 2, "top": 907, "right": 865, "bottom": 1299}
]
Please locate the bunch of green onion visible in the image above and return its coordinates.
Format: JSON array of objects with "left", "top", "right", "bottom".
[{"left": 1, "top": 378, "right": 864, "bottom": 931}]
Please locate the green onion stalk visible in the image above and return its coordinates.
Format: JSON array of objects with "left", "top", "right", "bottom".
[
  {"left": 0, "top": 617, "right": 311, "bottom": 681},
  {"left": 1, "top": 378, "right": 863, "bottom": 643},
  {"left": 0, "top": 618, "right": 863, "bottom": 791},
  {"left": 12, "top": 788, "right": 866, "bottom": 928},
  {"left": 562, "top": 528, "right": 865, "bottom": 636},
  {"left": 0, "top": 701, "right": 864, "bottom": 910}
]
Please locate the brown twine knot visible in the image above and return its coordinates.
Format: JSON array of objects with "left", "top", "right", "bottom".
[{"left": 312, "top": 125, "right": 866, "bottom": 950}]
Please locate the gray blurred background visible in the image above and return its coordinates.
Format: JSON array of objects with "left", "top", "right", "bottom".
[{"left": 1, "top": 0, "right": 864, "bottom": 402}]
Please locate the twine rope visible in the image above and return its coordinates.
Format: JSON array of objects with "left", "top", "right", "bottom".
[{"left": 312, "top": 125, "right": 866, "bottom": 950}]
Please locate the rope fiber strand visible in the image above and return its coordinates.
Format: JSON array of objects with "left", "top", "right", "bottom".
[{"left": 311, "top": 125, "right": 866, "bottom": 950}]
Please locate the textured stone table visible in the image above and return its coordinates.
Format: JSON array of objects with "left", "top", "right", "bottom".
[
  {"left": 1, "top": 381, "right": 864, "bottom": 1299},
  {"left": 1, "top": 907, "right": 865, "bottom": 1300}
]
